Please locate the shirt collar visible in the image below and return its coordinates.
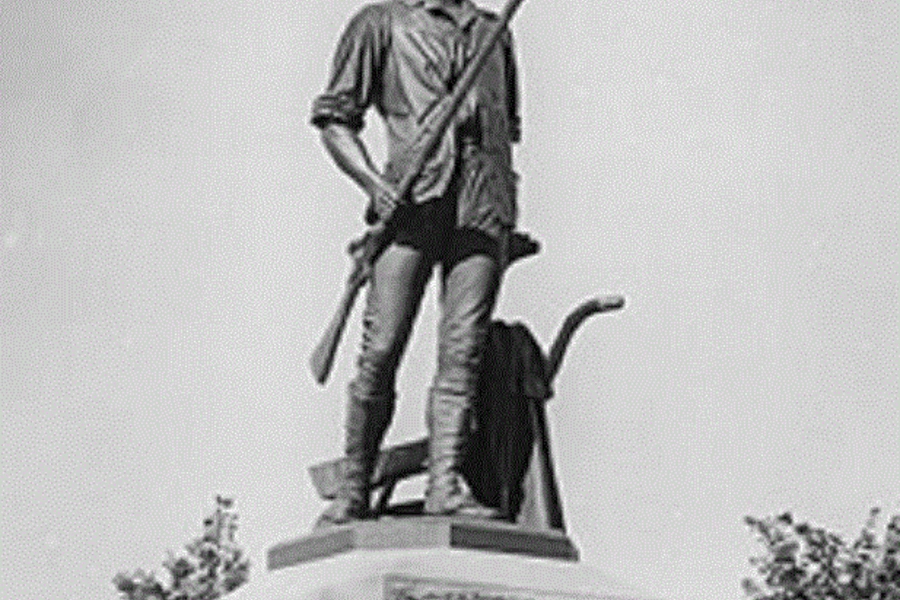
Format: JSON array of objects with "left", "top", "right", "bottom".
[{"left": 401, "top": 0, "right": 480, "bottom": 30}]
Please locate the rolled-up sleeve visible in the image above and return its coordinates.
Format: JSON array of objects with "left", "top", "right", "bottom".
[
  {"left": 504, "top": 31, "right": 521, "bottom": 144},
  {"left": 310, "top": 5, "right": 388, "bottom": 133}
]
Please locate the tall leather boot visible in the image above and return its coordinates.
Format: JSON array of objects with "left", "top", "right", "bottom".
[
  {"left": 423, "top": 390, "right": 498, "bottom": 518},
  {"left": 315, "top": 396, "right": 393, "bottom": 528}
]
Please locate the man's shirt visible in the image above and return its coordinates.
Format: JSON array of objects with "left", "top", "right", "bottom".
[{"left": 311, "top": 0, "right": 521, "bottom": 233}]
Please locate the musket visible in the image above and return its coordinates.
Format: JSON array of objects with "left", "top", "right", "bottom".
[{"left": 310, "top": 0, "right": 530, "bottom": 385}]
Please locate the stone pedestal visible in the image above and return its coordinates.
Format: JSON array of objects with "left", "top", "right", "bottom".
[
  {"left": 268, "top": 517, "right": 580, "bottom": 568},
  {"left": 230, "top": 518, "right": 657, "bottom": 600}
]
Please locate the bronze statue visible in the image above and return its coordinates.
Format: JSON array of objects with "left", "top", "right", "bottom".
[{"left": 310, "top": 0, "right": 527, "bottom": 526}]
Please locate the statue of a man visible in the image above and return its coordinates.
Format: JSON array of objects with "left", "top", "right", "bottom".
[{"left": 310, "top": 0, "right": 521, "bottom": 526}]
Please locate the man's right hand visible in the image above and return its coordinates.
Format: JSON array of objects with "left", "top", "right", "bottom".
[
  {"left": 365, "top": 177, "right": 401, "bottom": 223},
  {"left": 320, "top": 123, "right": 402, "bottom": 223}
]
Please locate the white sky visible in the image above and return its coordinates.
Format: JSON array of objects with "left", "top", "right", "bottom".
[{"left": 1, "top": 1, "right": 898, "bottom": 599}]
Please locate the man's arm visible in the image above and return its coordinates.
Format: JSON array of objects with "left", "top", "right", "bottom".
[
  {"left": 320, "top": 122, "right": 398, "bottom": 221},
  {"left": 311, "top": 5, "right": 396, "bottom": 219}
]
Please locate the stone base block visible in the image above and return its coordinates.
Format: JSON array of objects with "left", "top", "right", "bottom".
[
  {"left": 268, "top": 517, "right": 579, "bottom": 569},
  {"left": 230, "top": 546, "right": 656, "bottom": 600}
]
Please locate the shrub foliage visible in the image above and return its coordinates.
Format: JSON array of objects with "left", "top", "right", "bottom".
[
  {"left": 743, "top": 508, "right": 900, "bottom": 599},
  {"left": 113, "top": 495, "right": 250, "bottom": 600}
]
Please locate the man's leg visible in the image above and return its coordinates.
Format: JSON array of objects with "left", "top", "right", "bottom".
[
  {"left": 424, "top": 234, "right": 502, "bottom": 516},
  {"left": 317, "top": 243, "right": 431, "bottom": 526}
]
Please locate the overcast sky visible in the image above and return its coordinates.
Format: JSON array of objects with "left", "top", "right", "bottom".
[{"left": 1, "top": 1, "right": 898, "bottom": 599}]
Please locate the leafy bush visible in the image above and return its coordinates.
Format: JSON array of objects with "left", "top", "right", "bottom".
[
  {"left": 113, "top": 496, "right": 250, "bottom": 600},
  {"left": 743, "top": 508, "right": 900, "bottom": 599}
]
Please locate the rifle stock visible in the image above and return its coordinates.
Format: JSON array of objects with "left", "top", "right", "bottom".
[
  {"left": 309, "top": 275, "right": 364, "bottom": 385},
  {"left": 309, "top": 224, "right": 388, "bottom": 385}
]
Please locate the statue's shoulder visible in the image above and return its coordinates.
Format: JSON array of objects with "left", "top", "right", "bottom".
[
  {"left": 474, "top": 7, "right": 513, "bottom": 42},
  {"left": 340, "top": 1, "right": 399, "bottom": 35},
  {"left": 351, "top": 0, "right": 420, "bottom": 23},
  {"left": 368, "top": 0, "right": 414, "bottom": 14},
  {"left": 350, "top": 1, "right": 393, "bottom": 19}
]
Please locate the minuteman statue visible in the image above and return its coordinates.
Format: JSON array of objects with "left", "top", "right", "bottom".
[{"left": 310, "top": 0, "right": 522, "bottom": 526}]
